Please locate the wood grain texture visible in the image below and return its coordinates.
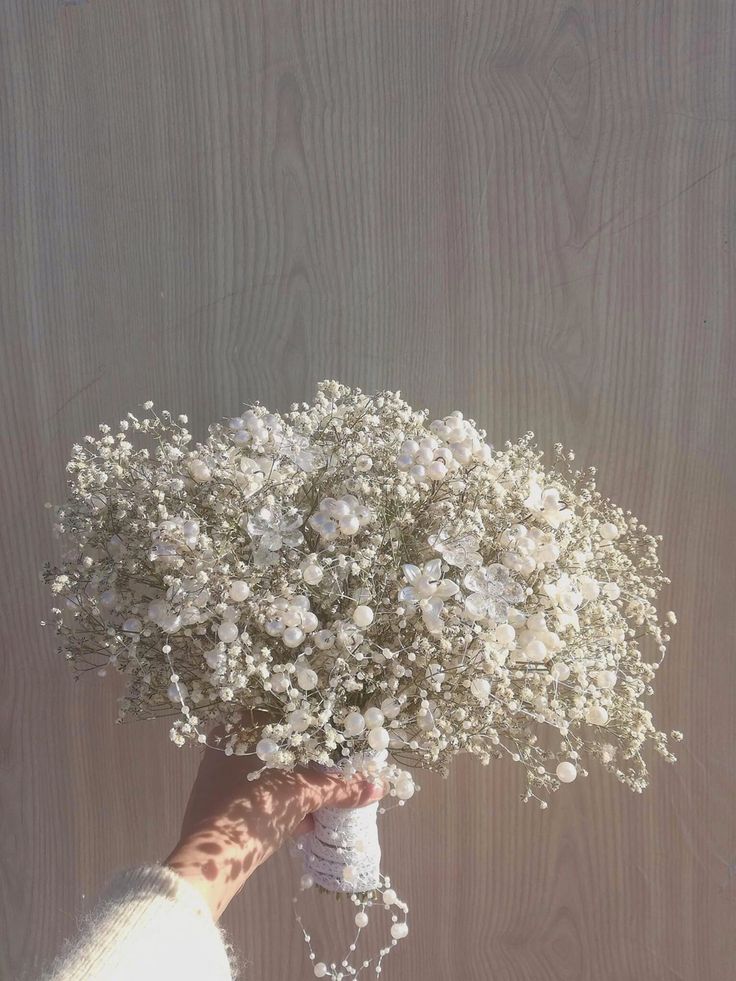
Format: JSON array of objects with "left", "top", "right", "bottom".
[{"left": 2, "top": 1, "right": 735, "bottom": 978}]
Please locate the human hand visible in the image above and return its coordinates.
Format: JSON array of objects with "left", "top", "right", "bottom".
[{"left": 164, "top": 723, "right": 386, "bottom": 920}]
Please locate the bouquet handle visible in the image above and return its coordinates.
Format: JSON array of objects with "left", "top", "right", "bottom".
[{"left": 304, "top": 799, "right": 382, "bottom": 893}]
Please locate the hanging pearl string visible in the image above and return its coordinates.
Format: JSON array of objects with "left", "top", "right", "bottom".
[{"left": 291, "top": 845, "right": 409, "bottom": 980}]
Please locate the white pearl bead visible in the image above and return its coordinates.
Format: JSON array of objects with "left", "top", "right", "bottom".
[
  {"left": 409, "top": 464, "right": 426, "bottom": 481},
  {"left": 603, "top": 582, "right": 621, "bottom": 600},
  {"left": 302, "top": 564, "right": 324, "bottom": 585},
  {"left": 314, "top": 630, "right": 335, "bottom": 650},
  {"left": 470, "top": 677, "right": 490, "bottom": 699},
  {"left": 586, "top": 705, "right": 609, "bottom": 726},
  {"left": 495, "top": 623, "right": 515, "bottom": 645},
  {"left": 525, "top": 639, "right": 547, "bottom": 662},
  {"left": 427, "top": 460, "right": 447, "bottom": 480},
  {"left": 343, "top": 711, "right": 365, "bottom": 736},
  {"left": 282, "top": 609, "right": 302, "bottom": 627},
  {"left": 301, "top": 612, "right": 319, "bottom": 632},
  {"left": 265, "top": 619, "right": 284, "bottom": 637},
  {"left": 282, "top": 626, "right": 305, "bottom": 648},
  {"left": 300, "top": 873, "right": 314, "bottom": 889},
  {"left": 297, "top": 668, "right": 318, "bottom": 690},
  {"left": 355, "top": 911, "right": 369, "bottom": 928},
  {"left": 355, "top": 454, "right": 373, "bottom": 472},
  {"left": 217, "top": 621, "right": 239, "bottom": 643},
  {"left": 390, "top": 922, "right": 408, "bottom": 940},
  {"left": 367, "top": 727, "right": 389, "bottom": 750},
  {"left": 363, "top": 707, "right": 385, "bottom": 729},
  {"left": 352, "top": 605, "right": 374, "bottom": 627},
  {"left": 256, "top": 738, "right": 278, "bottom": 761},
  {"left": 340, "top": 515, "right": 360, "bottom": 535},
  {"left": 313, "top": 963, "right": 328, "bottom": 977},
  {"left": 382, "top": 888, "right": 397, "bottom": 905},
  {"left": 395, "top": 777, "right": 415, "bottom": 800},
  {"left": 556, "top": 761, "right": 577, "bottom": 783},
  {"left": 122, "top": 618, "right": 142, "bottom": 633},
  {"left": 599, "top": 522, "right": 619, "bottom": 540},
  {"left": 550, "top": 662, "right": 570, "bottom": 682},
  {"left": 289, "top": 709, "right": 311, "bottom": 732}
]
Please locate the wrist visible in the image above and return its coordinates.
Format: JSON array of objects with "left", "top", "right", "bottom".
[{"left": 164, "top": 826, "right": 261, "bottom": 921}]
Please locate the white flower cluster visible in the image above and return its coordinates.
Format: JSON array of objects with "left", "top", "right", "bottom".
[{"left": 41, "top": 381, "right": 682, "bottom": 806}]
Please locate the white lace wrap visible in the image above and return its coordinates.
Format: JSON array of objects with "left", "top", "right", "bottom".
[{"left": 303, "top": 799, "right": 382, "bottom": 892}]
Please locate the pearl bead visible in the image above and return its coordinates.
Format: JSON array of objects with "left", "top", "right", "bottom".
[
  {"left": 122, "top": 618, "right": 142, "bottom": 633},
  {"left": 343, "top": 711, "right": 365, "bottom": 736},
  {"left": 282, "top": 626, "right": 305, "bottom": 648},
  {"left": 297, "top": 668, "right": 318, "bottom": 691},
  {"left": 355, "top": 912, "right": 369, "bottom": 928},
  {"left": 217, "top": 621, "right": 239, "bottom": 643},
  {"left": 603, "top": 582, "right": 621, "bottom": 600},
  {"left": 395, "top": 777, "right": 415, "bottom": 800},
  {"left": 470, "top": 677, "right": 490, "bottom": 699},
  {"left": 314, "top": 630, "right": 335, "bottom": 650},
  {"left": 300, "top": 873, "right": 314, "bottom": 889},
  {"left": 302, "top": 564, "right": 324, "bottom": 585},
  {"left": 340, "top": 515, "right": 360, "bottom": 535},
  {"left": 428, "top": 460, "right": 447, "bottom": 480},
  {"left": 355, "top": 454, "right": 373, "bottom": 472},
  {"left": 265, "top": 619, "right": 284, "bottom": 637},
  {"left": 495, "top": 623, "right": 515, "bottom": 645},
  {"left": 256, "top": 738, "right": 278, "bottom": 761},
  {"left": 599, "top": 522, "right": 619, "bottom": 540},
  {"left": 363, "top": 707, "right": 385, "bottom": 729},
  {"left": 382, "top": 888, "right": 397, "bottom": 905},
  {"left": 556, "top": 761, "right": 577, "bottom": 783},
  {"left": 289, "top": 709, "right": 311, "bottom": 732},
  {"left": 390, "top": 922, "right": 408, "bottom": 940},
  {"left": 550, "top": 662, "right": 570, "bottom": 682},
  {"left": 586, "top": 705, "right": 609, "bottom": 726},
  {"left": 367, "top": 727, "right": 389, "bottom": 750},
  {"left": 525, "top": 639, "right": 547, "bottom": 662},
  {"left": 353, "top": 605, "right": 374, "bottom": 627},
  {"left": 313, "top": 963, "right": 328, "bottom": 977},
  {"left": 409, "top": 464, "right": 426, "bottom": 481},
  {"left": 301, "top": 612, "right": 319, "bottom": 632}
]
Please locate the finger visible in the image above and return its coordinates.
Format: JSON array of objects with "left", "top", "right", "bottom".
[
  {"left": 291, "top": 814, "right": 315, "bottom": 838},
  {"left": 307, "top": 772, "right": 386, "bottom": 811}
]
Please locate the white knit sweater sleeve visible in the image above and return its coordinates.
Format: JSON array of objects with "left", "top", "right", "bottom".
[{"left": 39, "top": 864, "right": 240, "bottom": 981}]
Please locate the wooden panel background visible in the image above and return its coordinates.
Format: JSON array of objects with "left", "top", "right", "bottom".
[{"left": 2, "top": 2, "right": 734, "bottom": 978}]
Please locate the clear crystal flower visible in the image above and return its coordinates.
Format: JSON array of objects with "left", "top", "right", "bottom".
[
  {"left": 245, "top": 504, "right": 305, "bottom": 566},
  {"left": 428, "top": 528, "right": 483, "bottom": 568},
  {"left": 400, "top": 559, "right": 459, "bottom": 633},
  {"left": 524, "top": 479, "right": 572, "bottom": 529},
  {"left": 462, "top": 564, "right": 525, "bottom": 622},
  {"left": 276, "top": 432, "right": 327, "bottom": 473}
]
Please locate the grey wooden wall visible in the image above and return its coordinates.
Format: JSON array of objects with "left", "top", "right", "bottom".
[{"left": 2, "top": 2, "right": 735, "bottom": 979}]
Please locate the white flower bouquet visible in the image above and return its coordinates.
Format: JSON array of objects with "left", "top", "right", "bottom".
[{"left": 41, "top": 380, "right": 681, "bottom": 978}]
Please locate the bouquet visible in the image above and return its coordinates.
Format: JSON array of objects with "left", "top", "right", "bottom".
[{"left": 41, "top": 380, "right": 681, "bottom": 978}]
